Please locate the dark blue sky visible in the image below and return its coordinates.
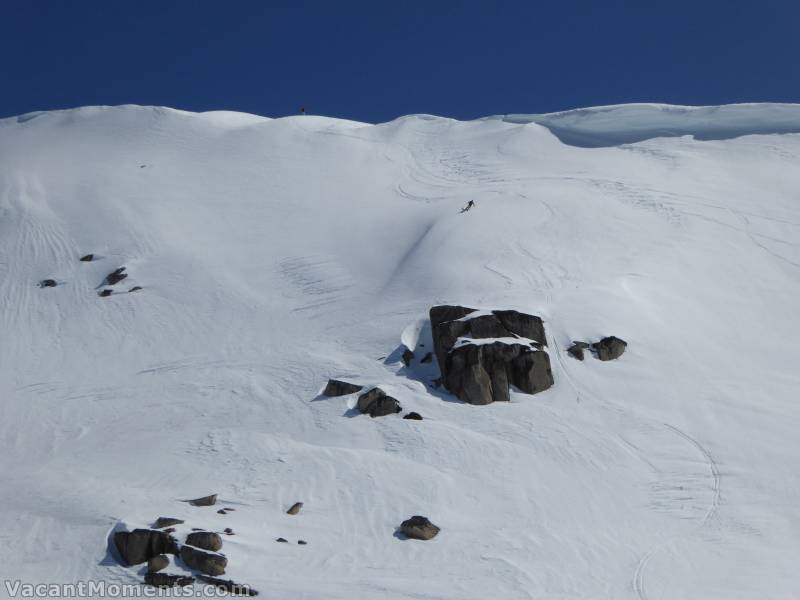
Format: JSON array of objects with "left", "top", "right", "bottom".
[{"left": 2, "top": 0, "right": 798, "bottom": 122}]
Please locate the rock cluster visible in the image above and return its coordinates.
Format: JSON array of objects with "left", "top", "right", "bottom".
[
  {"left": 568, "top": 336, "right": 627, "bottom": 361},
  {"left": 180, "top": 545, "right": 227, "bottom": 576},
  {"left": 430, "top": 305, "right": 554, "bottom": 404}
]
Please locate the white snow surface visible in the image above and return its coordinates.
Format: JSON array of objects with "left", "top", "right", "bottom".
[{"left": 1, "top": 103, "right": 799, "bottom": 599}]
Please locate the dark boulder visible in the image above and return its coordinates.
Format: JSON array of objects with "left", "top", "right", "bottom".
[
  {"left": 147, "top": 555, "right": 169, "bottom": 573},
  {"left": 79, "top": 254, "right": 94, "bottom": 262},
  {"left": 567, "top": 343, "right": 585, "bottom": 361},
  {"left": 403, "top": 412, "right": 423, "bottom": 420},
  {"left": 188, "top": 494, "right": 217, "bottom": 507},
  {"left": 400, "top": 516, "right": 440, "bottom": 540},
  {"left": 114, "top": 529, "right": 178, "bottom": 566},
  {"left": 198, "top": 575, "right": 259, "bottom": 596},
  {"left": 185, "top": 531, "right": 223, "bottom": 552},
  {"left": 129, "top": 286, "right": 143, "bottom": 293},
  {"left": 39, "top": 279, "right": 57, "bottom": 288},
  {"left": 223, "top": 528, "right": 234, "bottom": 535},
  {"left": 276, "top": 538, "right": 288, "bottom": 543},
  {"left": 105, "top": 267, "right": 128, "bottom": 285},
  {"left": 286, "top": 502, "right": 303, "bottom": 515},
  {"left": 356, "top": 388, "right": 402, "bottom": 417},
  {"left": 144, "top": 573, "right": 194, "bottom": 588},
  {"left": 592, "top": 336, "right": 627, "bottom": 361},
  {"left": 322, "top": 379, "right": 363, "bottom": 397},
  {"left": 98, "top": 289, "right": 113, "bottom": 297},
  {"left": 153, "top": 517, "right": 184, "bottom": 529},
  {"left": 180, "top": 545, "right": 227, "bottom": 576},
  {"left": 297, "top": 540, "right": 307, "bottom": 545},
  {"left": 401, "top": 348, "right": 414, "bottom": 366}
]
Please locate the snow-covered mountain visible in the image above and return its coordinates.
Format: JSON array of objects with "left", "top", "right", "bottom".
[{"left": 1, "top": 103, "right": 798, "bottom": 599}]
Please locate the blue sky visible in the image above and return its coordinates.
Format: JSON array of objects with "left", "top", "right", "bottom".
[{"left": 2, "top": 0, "right": 798, "bottom": 122}]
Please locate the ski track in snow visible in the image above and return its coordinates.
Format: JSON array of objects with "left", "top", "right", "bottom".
[{"left": 552, "top": 331, "right": 724, "bottom": 600}]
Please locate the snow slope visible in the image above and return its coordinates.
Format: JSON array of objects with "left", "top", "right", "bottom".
[{"left": 0, "top": 103, "right": 799, "bottom": 599}]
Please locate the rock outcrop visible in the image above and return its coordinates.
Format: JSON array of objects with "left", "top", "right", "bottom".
[
  {"left": 147, "top": 555, "right": 169, "bottom": 573},
  {"left": 430, "top": 305, "right": 553, "bottom": 404},
  {"left": 105, "top": 267, "right": 128, "bottom": 286},
  {"left": 198, "top": 575, "right": 259, "bottom": 596},
  {"left": 286, "top": 502, "right": 303, "bottom": 515},
  {"left": 357, "top": 388, "right": 402, "bottom": 417},
  {"left": 400, "top": 516, "right": 440, "bottom": 540},
  {"left": 114, "top": 529, "right": 178, "bottom": 566},
  {"left": 591, "top": 336, "right": 627, "bottom": 361},
  {"left": 188, "top": 494, "right": 217, "bottom": 507},
  {"left": 153, "top": 517, "right": 184, "bottom": 529},
  {"left": 567, "top": 341, "right": 588, "bottom": 361},
  {"left": 401, "top": 348, "right": 414, "bottom": 366},
  {"left": 180, "top": 545, "right": 227, "bottom": 576},
  {"left": 403, "top": 412, "right": 423, "bottom": 420},
  {"left": 144, "top": 573, "right": 194, "bottom": 588},
  {"left": 185, "top": 531, "right": 223, "bottom": 552},
  {"left": 323, "top": 379, "right": 363, "bottom": 397}
]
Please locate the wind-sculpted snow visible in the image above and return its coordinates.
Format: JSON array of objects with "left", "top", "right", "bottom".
[
  {"left": 0, "top": 103, "right": 798, "bottom": 599},
  {"left": 493, "top": 102, "right": 800, "bottom": 146}
]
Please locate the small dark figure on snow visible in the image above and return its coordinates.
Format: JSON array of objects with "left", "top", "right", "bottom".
[
  {"left": 300, "top": 106, "right": 306, "bottom": 115},
  {"left": 460, "top": 200, "right": 475, "bottom": 213}
]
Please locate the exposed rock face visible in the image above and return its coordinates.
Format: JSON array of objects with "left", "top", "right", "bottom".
[
  {"left": 198, "top": 575, "right": 259, "bottom": 596},
  {"left": 493, "top": 310, "right": 547, "bottom": 344},
  {"left": 114, "top": 529, "right": 178, "bottom": 565},
  {"left": 186, "top": 531, "right": 223, "bottom": 552},
  {"left": 592, "top": 336, "right": 627, "bottom": 361},
  {"left": 79, "top": 254, "right": 94, "bottom": 262},
  {"left": 153, "top": 517, "right": 184, "bottom": 529},
  {"left": 180, "top": 545, "right": 227, "bottom": 576},
  {"left": 147, "top": 555, "right": 169, "bottom": 573},
  {"left": 430, "top": 305, "right": 553, "bottom": 405},
  {"left": 98, "top": 289, "right": 112, "bottom": 297},
  {"left": 323, "top": 379, "right": 363, "bottom": 397},
  {"left": 188, "top": 494, "right": 217, "bottom": 506},
  {"left": 357, "top": 388, "right": 402, "bottom": 417},
  {"left": 400, "top": 516, "right": 440, "bottom": 540},
  {"left": 39, "top": 279, "right": 57, "bottom": 288},
  {"left": 286, "top": 502, "right": 303, "bottom": 515},
  {"left": 144, "top": 573, "right": 194, "bottom": 588},
  {"left": 403, "top": 412, "right": 423, "bottom": 420}
]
